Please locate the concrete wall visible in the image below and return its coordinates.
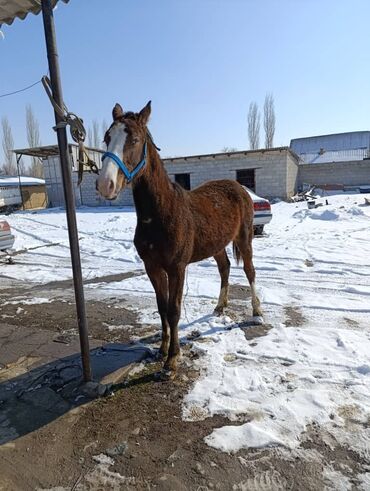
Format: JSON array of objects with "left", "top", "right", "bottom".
[
  {"left": 44, "top": 147, "right": 299, "bottom": 208},
  {"left": 165, "top": 149, "right": 297, "bottom": 200},
  {"left": 298, "top": 159, "right": 370, "bottom": 188},
  {"left": 79, "top": 173, "right": 134, "bottom": 207},
  {"left": 43, "top": 155, "right": 81, "bottom": 208},
  {"left": 286, "top": 152, "right": 299, "bottom": 197}
]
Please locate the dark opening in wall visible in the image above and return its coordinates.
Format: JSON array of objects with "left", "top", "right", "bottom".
[
  {"left": 236, "top": 169, "right": 255, "bottom": 191},
  {"left": 175, "top": 173, "right": 191, "bottom": 190}
]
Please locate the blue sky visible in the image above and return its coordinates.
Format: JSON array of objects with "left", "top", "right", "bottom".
[{"left": 1, "top": 0, "right": 370, "bottom": 158}]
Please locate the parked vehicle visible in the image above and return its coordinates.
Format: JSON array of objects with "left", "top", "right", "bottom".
[
  {"left": 0, "top": 220, "right": 15, "bottom": 252},
  {"left": 243, "top": 187, "right": 272, "bottom": 235},
  {"left": 0, "top": 179, "right": 22, "bottom": 212}
]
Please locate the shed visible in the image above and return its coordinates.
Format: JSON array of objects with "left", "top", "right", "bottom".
[{"left": 0, "top": 176, "right": 47, "bottom": 211}]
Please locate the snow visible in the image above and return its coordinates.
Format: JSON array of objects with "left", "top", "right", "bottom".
[
  {"left": 0, "top": 176, "right": 45, "bottom": 187},
  {"left": 1, "top": 192, "right": 370, "bottom": 457}
]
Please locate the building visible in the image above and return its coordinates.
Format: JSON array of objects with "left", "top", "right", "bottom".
[
  {"left": 165, "top": 148, "right": 298, "bottom": 200},
  {"left": 291, "top": 131, "right": 370, "bottom": 190},
  {"left": 14, "top": 144, "right": 300, "bottom": 208},
  {"left": 15, "top": 131, "right": 370, "bottom": 210},
  {"left": 0, "top": 176, "right": 47, "bottom": 211}
]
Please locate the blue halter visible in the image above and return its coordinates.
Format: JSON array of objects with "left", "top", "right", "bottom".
[{"left": 101, "top": 141, "right": 147, "bottom": 183}]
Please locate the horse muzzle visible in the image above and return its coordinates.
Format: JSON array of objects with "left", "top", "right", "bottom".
[{"left": 96, "top": 176, "right": 117, "bottom": 200}]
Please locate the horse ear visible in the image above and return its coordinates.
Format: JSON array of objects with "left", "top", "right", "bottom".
[
  {"left": 138, "top": 100, "right": 151, "bottom": 126},
  {"left": 112, "top": 103, "right": 124, "bottom": 121}
]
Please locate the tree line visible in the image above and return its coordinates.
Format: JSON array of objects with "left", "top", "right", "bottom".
[
  {"left": 0, "top": 107, "right": 108, "bottom": 178},
  {"left": 222, "top": 93, "right": 276, "bottom": 153}
]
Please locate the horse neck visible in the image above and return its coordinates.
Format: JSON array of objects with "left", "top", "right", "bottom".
[{"left": 132, "top": 141, "right": 175, "bottom": 218}]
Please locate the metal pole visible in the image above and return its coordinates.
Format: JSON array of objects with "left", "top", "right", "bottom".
[
  {"left": 16, "top": 154, "right": 25, "bottom": 210},
  {"left": 41, "top": 0, "right": 92, "bottom": 382}
]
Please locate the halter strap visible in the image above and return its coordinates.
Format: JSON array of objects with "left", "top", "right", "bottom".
[{"left": 101, "top": 141, "right": 147, "bottom": 183}]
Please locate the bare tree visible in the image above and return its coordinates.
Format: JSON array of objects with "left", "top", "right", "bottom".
[
  {"left": 248, "top": 102, "right": 260, "bottom": 150},
  {"left": 221, "top": 146, "right": 238, "bottom": 152},
  {"left": 87, "top": 127, "right": 93, "bottom": 147},
  {"left": 1, "top": 116, "right": 16, "bottom": 175},
  {"left": 92, "top": 119, "right": 100, "bottom": 148},
  {"left": 263, "top": 93, "right": 275, "bottom": 148},
  {"left": 101, "top": 119, "right": 108, "bottom": 148},
  {"left": 26, "top": 105, "right": 43, "bottom": 178}
]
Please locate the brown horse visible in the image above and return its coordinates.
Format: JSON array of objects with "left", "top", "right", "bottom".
[{"left": 96, "top": 102, "right": 262, "bottom": 377}]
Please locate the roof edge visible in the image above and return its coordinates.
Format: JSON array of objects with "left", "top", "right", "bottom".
[{"left": 163, "top": 146, "right": 298, "bottom": 163}]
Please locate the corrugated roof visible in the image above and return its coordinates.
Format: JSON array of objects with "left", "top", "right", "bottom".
[
  {"left": 297, "top": 149, "right": 370, "bottom": 164},
  {"left": 290, "top": 131, "right": 370, "bottom": 154},
  {"left": 0, "top": 0, "right": 69, "bottom": 26}
]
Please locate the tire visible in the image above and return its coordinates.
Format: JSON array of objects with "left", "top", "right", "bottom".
[{"left": 254, "top": 225, "right": 264, "bottom": 236}]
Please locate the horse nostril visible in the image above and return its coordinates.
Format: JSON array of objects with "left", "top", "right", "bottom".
[{"left": 108, "top": 180, "right": 115, "bottom": 194}]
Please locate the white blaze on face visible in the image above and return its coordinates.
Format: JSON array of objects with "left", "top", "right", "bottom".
[{"left": 99, "top": 122, "right": 127, "bottom": 189}]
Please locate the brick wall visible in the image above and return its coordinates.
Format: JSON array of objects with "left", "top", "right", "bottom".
[
  {"left": 44, "top": 148, "right": 299, "bottom": 208},
  {"left": 165, "top": 149, "right": 297, "bottom": 200},
  {"left": 298, "top": 160, "right": 370, "bottom": 188}
]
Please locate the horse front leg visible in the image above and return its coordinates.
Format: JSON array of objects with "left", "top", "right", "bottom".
[
  {"left": 163, "top": 266, "right": 186, "bottom": 377},
  {"left": 144, "top": 262, "right": 170, "bottom": 358}
]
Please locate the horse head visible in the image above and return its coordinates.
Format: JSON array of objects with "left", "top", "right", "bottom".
[{"left": 96, "top": 101, "right": 151, "bottom": 200}]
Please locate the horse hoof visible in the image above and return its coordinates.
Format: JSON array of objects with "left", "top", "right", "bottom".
[
  {"left": 155, "top": 349, "right": 168, "bottom": 361},
  {"left": 253, "top": 315, "right": 264, "bottom": 325},
  {"left": 213, "top": 307, "right": 224, "bottom": 316}
]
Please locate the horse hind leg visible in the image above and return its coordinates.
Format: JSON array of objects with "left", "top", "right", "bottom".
[
  {"left": 214, "top": 249, "right": 230, "bottom": 315},
  {"left": 234, "top": 228, "right": 263, "bottom": 319}
]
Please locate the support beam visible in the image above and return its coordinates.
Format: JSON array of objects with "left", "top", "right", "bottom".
[{"left": 41, "top": 0, "right": 92, "bottom": 382}]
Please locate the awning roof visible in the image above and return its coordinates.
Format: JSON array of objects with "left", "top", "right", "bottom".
[
  {"left": 0, "top": 0, "right": 69, "bottom": 26},
  {"left": 14, "top": 145, "right": 62, "bottom": 158}
]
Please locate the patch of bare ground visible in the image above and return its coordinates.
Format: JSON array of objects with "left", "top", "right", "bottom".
[
  {"left": 284, "top": 305, "right": 306, "bottom": 327},
  {"left": 0, "top": 299, "right": 145, "bottom": 344},
  {"left": 343, "top": 316, "right": 360, "bottom": 328},
  {"left": 1, "top": 358, "right": 367, "bottom": 490},
  {"left": 229, "top": 283, "right": 251, "bottom": 302}
]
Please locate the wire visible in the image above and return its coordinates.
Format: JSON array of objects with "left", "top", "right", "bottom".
[{"left": 0, "top": 79, "right": 41, "bottom": 99}]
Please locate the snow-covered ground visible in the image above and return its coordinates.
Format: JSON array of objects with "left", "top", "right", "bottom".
[{"left": 1, "top": 192, "right": 370, "bottom": 458}]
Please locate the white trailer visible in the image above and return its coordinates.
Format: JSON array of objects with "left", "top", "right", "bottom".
[{"left": 0, "top": 180, "right": 22, "bottom": 209}]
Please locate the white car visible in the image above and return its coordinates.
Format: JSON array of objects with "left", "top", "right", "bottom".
[{"left": 242, "top": 187, "right": 272, "bottom": 235}]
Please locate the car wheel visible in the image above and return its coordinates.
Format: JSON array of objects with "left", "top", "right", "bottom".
[{"left": 254, "top": 225, "right": 264, "bottom": 236}]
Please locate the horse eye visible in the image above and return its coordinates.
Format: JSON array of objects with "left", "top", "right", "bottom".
[{"left": 132, "top": 138, "right": 139, "bottom": 144}]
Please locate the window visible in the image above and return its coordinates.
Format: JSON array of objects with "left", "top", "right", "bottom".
[
  {"left": 175, "top": 173, "right": 191, "bottom": 190},
  {"left": 236, "top": 169, "right": 255, "bottom": 191}
]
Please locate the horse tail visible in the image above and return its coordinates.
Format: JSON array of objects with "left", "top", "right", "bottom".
[{"left": 232, "top": 241, "right": 241, "bottom": 265}]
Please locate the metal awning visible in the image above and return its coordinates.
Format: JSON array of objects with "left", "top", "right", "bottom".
[
  {"left": 0, "top": 0, "right": 69, "bottom": 26},
  {"left": 14, "top": 145, "right": 61, "bottom": 158}
]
